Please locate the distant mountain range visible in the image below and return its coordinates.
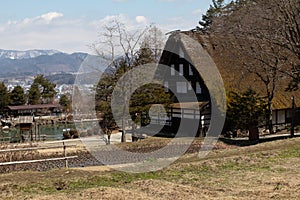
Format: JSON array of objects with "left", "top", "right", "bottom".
[
  {"left": 0, "top": 49, "right": 61, "bottom": 60},
  {"left": 0, "top": 49, "right": 88, "bottom": 77}
]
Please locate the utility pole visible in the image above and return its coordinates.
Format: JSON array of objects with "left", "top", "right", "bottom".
[{"left": 291, "top": 96, "right": 295, "bottom": 137}]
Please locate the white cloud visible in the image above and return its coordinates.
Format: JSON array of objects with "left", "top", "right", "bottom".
[
  {"left": 0, "top": 12, "right": 96, "bottom": 53},
  {"left": 0, "top": 13, "right": 153, "bottom": 53},
  {"left": 0, "top": 11, "right": 198, "bottom": 53},
  {"left": 18, "top": 12, "right": 64, "bottom": 25},
  {"left": 135, "top": 16, "right": 147, "bottom": 24},
  {"left": 193, "top": 9, "right": 205, "bottom": 16},
  {"left": 92, "top": 14, "right": 149, "bottom": 32},
  {"left": 160, "top": 16, "right": 197, "bottom": 31},
  {"left": 40, "top": 12, "right": 64, "bottom": 22},
  {"left": 157, "top": 0, "right": 195, "bottom": 2},
  {"left": 98, "top": 14, "right": 129, "bottom": 25}
]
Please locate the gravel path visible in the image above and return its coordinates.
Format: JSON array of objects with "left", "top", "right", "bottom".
[{"left": 0, "top": 141, "right": 230, "bottom": 173}]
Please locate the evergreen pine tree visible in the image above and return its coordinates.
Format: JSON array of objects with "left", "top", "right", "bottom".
[
  {"left": 10, "top": 86, "right": 26, "bottom": 106},
  {"left": 0, "top": 82, "right": 9, "bottom": 113}
]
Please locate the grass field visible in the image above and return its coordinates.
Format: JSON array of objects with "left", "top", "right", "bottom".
[{"left": 0, "top": 137, "right": 299, "bottom": 199}]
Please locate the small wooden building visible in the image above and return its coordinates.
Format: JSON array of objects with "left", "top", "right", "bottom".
[
  {"left": 16, "top": 116, "right": 34, "bottom": 141},
  {"left": 8, "top": 104, "right": 61, "bottom": 117},
  {"left": 272, "top": 107, "right": 300, "bottom": 126}
]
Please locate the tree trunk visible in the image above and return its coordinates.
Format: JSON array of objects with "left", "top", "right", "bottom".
[
  {"left": 107, "top": 134, "right": 111, "bottom": 145},
  {"left": 121, "top": 118, "right": 126, "bottom": 143},
  {"left": 249, "top": 125, "right": 259, "bottom": 141},
  {"left": 266, "top": 99, "right": 274, "bottom": 134},
  {"left": 121, "top": 87, "right": 128, "bottom": 143}
]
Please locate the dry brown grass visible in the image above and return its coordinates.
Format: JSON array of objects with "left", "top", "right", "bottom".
[{"left": 0, "top": 137, "right": 299, "bottom": 200}]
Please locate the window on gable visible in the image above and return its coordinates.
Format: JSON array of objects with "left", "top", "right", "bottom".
[
  {"left": 189, "top": 65, "right": 193, "bottom": 76},
  {"left": 179, "top": 64, "right": 184, "bottom": 76},
  {"left": 196, "top": 82, "right": 202, "bottom": 94},
  {"left": 188, "top": 82, "right": 192, "bottom": 91},
  {"left": 171, "top": 64, "right": 175, "bottom": 76},
  {"left": 176, "top": 82, "right": 187, "bottom": 94}
]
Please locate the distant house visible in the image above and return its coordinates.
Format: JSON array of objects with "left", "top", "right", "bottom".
[{"left": 8, "top": 104, "right": 61, "bottom": 117}]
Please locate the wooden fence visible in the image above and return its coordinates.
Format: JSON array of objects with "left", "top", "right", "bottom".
[{"left": 0, "top": 141, "right": 77, "bottom": 168}]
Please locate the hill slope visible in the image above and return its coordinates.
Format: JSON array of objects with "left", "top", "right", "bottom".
[
  {"left": 0, "top": 49, "right": 60, "bottom": 59},
  {"left": 0, "top": 137, "right": 299, "bottom": 199},
  {"left": 0, "top": 51, "right": 88, "bottom": 77}
]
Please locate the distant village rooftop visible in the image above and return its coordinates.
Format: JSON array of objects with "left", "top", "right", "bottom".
[
  {"left": 8, "top": 104, "right": 60, "bottom": 111},
  {"left": 8, "top": 104, "right": 61, "bottom": 116}
]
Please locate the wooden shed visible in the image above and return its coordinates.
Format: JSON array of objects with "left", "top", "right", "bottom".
[{"left": 16, "top": 116, "right": 34, "bottom": 141}]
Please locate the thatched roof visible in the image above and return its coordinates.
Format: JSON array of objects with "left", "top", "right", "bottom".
[{"left": 174, "top": 31, "right": 300, "bottom": 110}]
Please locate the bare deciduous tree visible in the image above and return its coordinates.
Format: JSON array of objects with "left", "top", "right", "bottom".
[
  {"left": 273, "top": 0, "right": 300, "bottom": 90},
  {"left": 209, "top": 0, "right": 294, "bottom": 134},
  {"left": 92, "top": 19, "right": 166, "bottom": 142}
]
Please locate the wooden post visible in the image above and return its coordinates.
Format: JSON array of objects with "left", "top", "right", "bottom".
[
  {"left": 33, "top": 125, "right": 36, "bottom": 141},
  {"left": 30, "top": 129, "right": 33, "bottom": 141},
  {"left": 249, "top": 125, "right": 259, "bottom": 141},
  {"left": 63, "top": 142, "right": 68, "bottom": 168},
  {"left": 36, "top": 123, "right": 39, "bottom": 141},
  {"left": 275, "top": 109, "right": 278, "bottom": 125},
  {"left": 291, "top": 96, "right": 295, "bottom": 137},
  {"left": 38, "top": 124, "right": 40, "bottom": 141}
]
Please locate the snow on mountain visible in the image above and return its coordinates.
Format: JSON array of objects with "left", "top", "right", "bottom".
[
  {"left": 0, "top": 49, "right": 61, "bottom": 60},
  {"left": 0, "top": 50, "right": 89, "bottom": 77}
]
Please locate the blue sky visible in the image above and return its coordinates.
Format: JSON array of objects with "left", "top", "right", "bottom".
[{"left": 0, "top": 0, "right": 212, "bottom": 53}]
